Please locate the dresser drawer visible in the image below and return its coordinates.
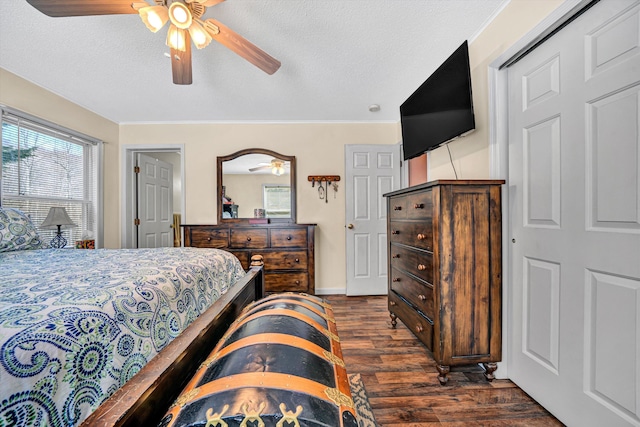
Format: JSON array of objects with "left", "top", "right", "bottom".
[
  {"left": 229, "top": 251, "right": 250, "bottom": 270},
  {"left": 390, "top": 244, "right": 433, "bottom": 284},
  {"left": 265, "top": 272, "right": 309, "bottom": 293},
  {"left": 260, "top": 250, "right": 308, "bottom": 271},
  {"left": 389, "top": 291, "right": 433, "bottom": 350},
  {"left": 270, "top": 228, "right": 307, "bottom": 248},
  {"left": 389, "top": 220, "right": 433, "bottom": 251},
  {"left": 390, "top": 267, "right": 435, "bottom": 320},
  {"left": 229, "top": 228, "right": 268, "bottom": 248},
  {"left": 388, "top": 190, "right": 433, "bottom": 220},
  {"left": 189, "top": 228, "right": 229, "bottom": 248},
  {"left": 404, "top": 190, "right": 433, "bottom": 220},
  {"left": 388, "top": 197, "right": 408, "bottom": 219}
]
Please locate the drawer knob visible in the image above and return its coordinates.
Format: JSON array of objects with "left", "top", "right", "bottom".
[
  {"left": 394, "top": 206, "right": 402, "bottom": 211},
  {"left": 207, "top": 237, "right": 212, "bottom": 241},
  {"left": 392, "top": 254, "right": 400, "bottom": 259},
  {"left": 418, "top": 294, "right": 427, "bottom": 301},
  {"left": 246, "top": 237, "right": 251, "bottom": 241},
  {"left": 295, "top": 258, "right": 300, "bottom": 263},
  {"left": 391, "top": 230, "right": 399, "bottom": 235},
  {"left": 414, "top": 203, "right": 424, "bottom": 209},
  {"left": 295, "top": 280, "right": 300, "bottom": 285},
  {"left": 415, "top": 324, "right": 424, "bottom": 333},
  {"left": 417, "top": 233, "right": 426, "bottom": 240},
  {"left": 392, "top": 278, "right": 401, "bottom": 282},
  {"left": 389, "top": 301, "right": 397, "bottom": 306},
  {"left": 417, "top": 264, "right": 426, "bottom": 271},
  {"left": 287, "top": 235, "right": 292, "bottom": 240}
]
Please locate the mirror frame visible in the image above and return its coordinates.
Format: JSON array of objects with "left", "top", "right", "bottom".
[{"left": 217, "top": 148, "right": 297, "bottom": 224}]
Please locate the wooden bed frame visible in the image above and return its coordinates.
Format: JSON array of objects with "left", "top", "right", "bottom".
[{"left": 80, "top": 263, "right": 265, "bottom": 427}]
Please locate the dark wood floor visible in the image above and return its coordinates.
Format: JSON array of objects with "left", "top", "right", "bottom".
[{"left": 325, "top": 294, "right": 564, "bottom": 427}]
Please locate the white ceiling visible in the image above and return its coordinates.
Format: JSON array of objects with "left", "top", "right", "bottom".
[{"left": 0, "top": 0, "right": 509, "bottom": 124}]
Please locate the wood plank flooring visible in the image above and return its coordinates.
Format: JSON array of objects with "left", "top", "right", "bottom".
[{"left": 325, "top": 294, "right": 564, "bottom": 427}]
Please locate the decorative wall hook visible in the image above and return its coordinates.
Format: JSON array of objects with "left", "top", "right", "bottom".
[
  {"left": 307, "top": 175, "right": 340, "bottom": 183},
  {"left": 308, "top": 176, "right": 340, "bottom": 203}
]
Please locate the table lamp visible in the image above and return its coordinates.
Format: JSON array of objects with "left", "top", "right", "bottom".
[{"left": 41, "top": 207, "right": 77, "bottom": 249}]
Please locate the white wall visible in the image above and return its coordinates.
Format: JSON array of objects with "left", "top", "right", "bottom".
[
  {"left": 118, "top": 122, "right": 399, "bottom": 293},
  {"left": 428, "top": 0, "right": 565, "bottom": 180},
  {"left": 0, "top": 68, "right": 120, "bottom": 247}
]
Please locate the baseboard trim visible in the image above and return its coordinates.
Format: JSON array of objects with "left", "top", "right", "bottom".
[{"left": 315, "top": 287, "right": 346, "bottom": 295}]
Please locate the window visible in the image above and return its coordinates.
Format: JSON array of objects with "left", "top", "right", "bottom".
[
  {"left": 1, "top": 107, "right": 102, "bottom": 247},
  {"left": 263, "top": 184, "right": 290, "bottom": 218}
]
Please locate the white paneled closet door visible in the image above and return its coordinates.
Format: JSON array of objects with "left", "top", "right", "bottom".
[{"left": 508, "top": 1, "right": 640, "bottom": 426}]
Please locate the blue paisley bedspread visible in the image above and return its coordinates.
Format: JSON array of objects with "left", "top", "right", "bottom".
[{"left": 0, "top": 247, "right": 246, "bottom": 427}]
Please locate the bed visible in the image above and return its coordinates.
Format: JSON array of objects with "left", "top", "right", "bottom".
[{"left": 0, "top": 208, "right": 265, "bottom": 427}]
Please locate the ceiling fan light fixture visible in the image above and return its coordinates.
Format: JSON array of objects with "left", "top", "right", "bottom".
[
  {"left": 166, "top": 25, "right": 187, "bottom": 52},
  {"left": 168, "top": 2, "right": 193, "bottom": 29},
  {"left": 138, "top": 5, "right": 169, "bottom": 33},
  {"left": 189, "top": 19, "right": 212, "bottom": 49},
  {"left": 271, "top": 160, "right": 285, "bottom": 176}
]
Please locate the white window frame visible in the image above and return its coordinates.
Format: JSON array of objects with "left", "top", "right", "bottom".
[
  {"left": 0, "top": 105, "right": 104, "bottom": 247},
  {"left": 262, "top": 184, "right": 291, "bottom": 218}
]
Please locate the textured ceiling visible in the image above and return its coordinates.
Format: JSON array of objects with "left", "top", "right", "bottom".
[{"left": 0, "top": 0, "right": 508, "bottom": 124}]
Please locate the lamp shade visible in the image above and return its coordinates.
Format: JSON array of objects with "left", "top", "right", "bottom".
[
  {"left": 168, "top": 2, "right": 192, "bottom": 29},
  {"left": 188, "top": 19, "right": 212, "bottom": 49},
  {"left": 166, "top": 24, "right": 187, "bottom": 51},
  {"left": 138, "top": 5, "right": 169, "bottom": 33},
  {"left": 41, "top": 207, "right": 77, "bottom": 229}
]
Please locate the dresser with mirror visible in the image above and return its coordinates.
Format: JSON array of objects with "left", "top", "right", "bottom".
[{"left": 182, "top": 148, "right": 316, "bottom": 294}]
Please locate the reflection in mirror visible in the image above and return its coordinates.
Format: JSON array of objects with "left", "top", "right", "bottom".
[{"left": 218, "top": 149, "right": 296, "bottom": 223}]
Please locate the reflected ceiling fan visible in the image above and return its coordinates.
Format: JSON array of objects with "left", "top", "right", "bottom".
[
  {"left": 249, "top": 159, "right": 288, "bottom": 176},
  {"left": 26, "top": 0, "right": 281, "bottom": 85}
]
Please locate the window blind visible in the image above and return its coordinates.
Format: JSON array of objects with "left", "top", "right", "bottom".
[
  {"left": 1, "top": 107, "right": 103, "bottom": 247},
  {"left": 263, "top": 185, "right": 291, "bottom": 218}
]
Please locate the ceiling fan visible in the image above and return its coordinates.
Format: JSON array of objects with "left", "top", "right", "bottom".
[
  {"left": 249, "top": 159, "right": 288, "bottom": 176},
  {"left": 25, "top": 0, "right": 281, "bottom": 85}
]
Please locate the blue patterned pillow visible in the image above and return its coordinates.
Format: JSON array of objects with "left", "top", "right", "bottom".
[{"left": 0, "top": 207, "right": 43, "bottom": 252}]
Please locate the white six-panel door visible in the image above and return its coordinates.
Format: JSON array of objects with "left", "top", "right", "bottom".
[
  {"left": 507, "top": 1, "right": 640, "bottom": 425},
  {"left": 137, "top": 153, "right": 173, "bottom": 248},
  {"left": 345, "top": 144, "right": 401, "bottom": 295}
]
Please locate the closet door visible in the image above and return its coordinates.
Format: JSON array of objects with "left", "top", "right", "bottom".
[{"left": 508, "top": 1, "right": 640, "bottom": 426}]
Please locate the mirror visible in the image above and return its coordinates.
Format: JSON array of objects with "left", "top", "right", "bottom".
[{"left": 217, "top": 149, "right": 296, "bottom": 223}]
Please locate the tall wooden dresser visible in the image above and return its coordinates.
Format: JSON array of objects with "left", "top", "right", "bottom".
[
  {"left": 182, "top": 223, "right": 315, "bottom": 294},
  {"left": 384, "top": 180, "right": 504, "bottom": 384}
]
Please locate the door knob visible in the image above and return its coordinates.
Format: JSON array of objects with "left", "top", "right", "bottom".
[{"left": 347, "top": 224, "right": 354, "bottom": 229}]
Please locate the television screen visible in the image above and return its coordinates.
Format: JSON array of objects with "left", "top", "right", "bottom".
[{"left": 400, "top": 41, "right": 475, "bottom": 161}]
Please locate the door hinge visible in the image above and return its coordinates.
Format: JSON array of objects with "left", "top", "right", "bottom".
[
  {"left": 134, "top": 166, "right": 140, "bottom": 174},
  {"left": 134, "top": 218, "right": 140, "bottom": 226}
]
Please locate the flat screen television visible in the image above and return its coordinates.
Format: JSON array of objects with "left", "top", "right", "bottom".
[{"left": 400, "top": 41, "right": 475, "bottom": 161}]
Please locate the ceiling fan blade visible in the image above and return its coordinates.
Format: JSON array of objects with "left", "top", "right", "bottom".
[
  {"left": 249, "top": 165, "right": 270, "bottom": 172},
  {"left": 171, "top": 32, "right": 193, "bottom": 85},
  {"left": 186, "top": 0, "right": 225, "bottom": 6},
  {"left": 205, "top": 19, "right": 281, "bottom": 75},
  {"left": 26, "top": 0, "right": 139, "bottom": 17},
  {"left": 200, "top": 0, "right": 225, "bottom": 6}
]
